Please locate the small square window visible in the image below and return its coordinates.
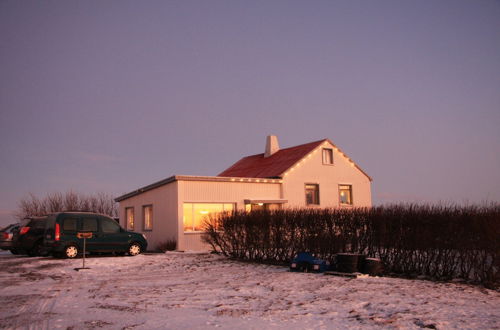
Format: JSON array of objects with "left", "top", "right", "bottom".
[
  {"left": 126, "top": 207, "right": 134, "bottom": 230},
  {"left": 143, "top": 205, "right": 153, "bottom": 231},
  {"left": 305, "top": 184, "right": 320, "bottom": 205},
  {"left": 322, "top": 148, "right": 334, "bottom": 165},
  {"left": 339, "top": 185, "right": 353, "bottom": 205}
]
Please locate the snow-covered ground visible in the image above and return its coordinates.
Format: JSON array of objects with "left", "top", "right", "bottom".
[{"left": 0, "top": 251, "right": 498, "bottom": 329}]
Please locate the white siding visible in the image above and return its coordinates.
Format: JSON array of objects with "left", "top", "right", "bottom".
[
  {"left": 183, "top": 232, "right": 211, "bottom": 251},
  {"left": 118, "top": 181, "right": 179, "bottom": 251},
  {"left": 181, "top": 180, "right": 281, "bottom": 208},
  {"left": 177, "top": 180, "right": 281, "bottom": 250},
  {"left": 282, "top": 141, "right": 372, "bottom": 208}
]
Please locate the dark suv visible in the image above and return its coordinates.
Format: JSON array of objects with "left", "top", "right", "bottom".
[
  {"left": 12, "top": 217, "right": 48, "bottom": 256},
  {"left": 43, "top": 212, "right": 148, "bottom": 258}
]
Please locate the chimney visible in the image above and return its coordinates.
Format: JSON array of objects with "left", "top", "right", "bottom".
[{"left": 264, "top": 135, "right": 280, "bottom": 157}]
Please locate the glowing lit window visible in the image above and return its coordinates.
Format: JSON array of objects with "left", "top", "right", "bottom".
[
  {"left": 322, "top": 148, "right": 334, "bottom": 164},
  {"left": 143, "top": 205, "right": 153, "bottom": 230},
  {"left": 339, "top": 185, "right": 353, "bottom": 205},
  {"left": 245, "top": 203, "right": 281, "bottom": 212},
  {"left": 183, "top": 203, "right": 234, "bottom": 232},
  {"left": 305, "top": 184, "right": 320, "bottom": 205},
  {"left": 126, "top": 207, "right": 134, "bottom": 230}
]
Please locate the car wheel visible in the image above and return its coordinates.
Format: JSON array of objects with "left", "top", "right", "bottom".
[
  {"left": 128, "top": 243, "right": 141, "bottom": 256},
  {"left": 9, "top": 248, "right": 19, "bottom": 255},
  {"left": 64, "top": 245, "right": 79, "bottom": 259}
]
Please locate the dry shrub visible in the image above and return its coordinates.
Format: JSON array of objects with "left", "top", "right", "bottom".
[{"left": 157, "top": 239, "right": 177, "bottom": 252}]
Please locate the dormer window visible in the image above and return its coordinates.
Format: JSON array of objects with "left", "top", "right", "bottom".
[{"left": 322, "top": 148, "right": 334, "bottom": 165}]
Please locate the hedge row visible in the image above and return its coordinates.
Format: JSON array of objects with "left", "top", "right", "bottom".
[{"left": 203, "top": 204, "right": 499, "bottom": 288}]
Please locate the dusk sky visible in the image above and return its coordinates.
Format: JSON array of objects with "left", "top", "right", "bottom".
[{"left": 1, "top": 1, "right": 499, "bottom": 226}]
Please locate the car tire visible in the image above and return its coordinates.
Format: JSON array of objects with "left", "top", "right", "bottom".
[
  {"left": 128, "top": 243, "right": 141, "bottom": 256},
  {"left": 64, "top": 245, "right": 79, "bottom": 259},
  {"left": 9, "top": 248, "right": 19, "bottom": 255}
]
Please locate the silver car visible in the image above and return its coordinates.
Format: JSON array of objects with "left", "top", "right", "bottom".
[{"left": 0, "top": 223, "right": 20, "bottom": 254}]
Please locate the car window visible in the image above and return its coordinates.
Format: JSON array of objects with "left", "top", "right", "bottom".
[
  {"left": 31, "top": 220, "right": 46, "bottom": 229},
  {"left": 101, "top": 217, "right": 121, "bottom": 233},
  {"left": 82, "top": 218, "right": 98, "bottom": 232},
  {"left": 62, "top": 218, "right": 78, "bottom": 232},
  {"left": 6, "top": 225, "right": 19, "bottom": 233},
  {"left": 20, "top": 219, "right": 31, "bottom": 227}
]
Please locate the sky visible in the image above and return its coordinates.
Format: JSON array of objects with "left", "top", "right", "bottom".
[{"left": 1, "top": 0, "right": 499, "bottom": 226}]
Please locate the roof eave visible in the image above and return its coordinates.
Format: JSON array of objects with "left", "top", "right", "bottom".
[{"left": 114, "top": 176, "right": 177, "bottom": 202}]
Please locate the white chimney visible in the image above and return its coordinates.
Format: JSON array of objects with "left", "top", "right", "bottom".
[{"left": 264, "top": 135, "right": 280, "bottom": 157}]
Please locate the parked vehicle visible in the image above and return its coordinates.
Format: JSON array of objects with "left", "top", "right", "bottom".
[
  {"left": 12, "top": 217, "right": 48, "bottom": 256},
  {"left": 0, "top": 223, "right": 20, "bottom": 254},
  {"left": 290, "top": 252, "right": 329, "bottom": 273},
  {"left": 43, "top": 212, "right": 148, "bottom": 258}
]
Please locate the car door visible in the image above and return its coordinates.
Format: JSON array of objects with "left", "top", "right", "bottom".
[
  {"left": 98, "top": 216, "right": 130, "bottom": 251},
  {"left": 80, "top": 216, "right": 104, "bottom": 251}
]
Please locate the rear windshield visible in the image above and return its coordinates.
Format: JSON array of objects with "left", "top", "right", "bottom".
[
  {"left": 30, "top": 219, "right": 47, "bottom": 229},
  {"left": 19, "top": 218, "right": 47, "bottom": 228}
]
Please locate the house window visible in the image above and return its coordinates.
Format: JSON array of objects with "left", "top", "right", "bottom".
[
  {"left": 339, "top": 185, "right": 353, "bottom": 205},
  {"left": 126, "top": 207, "right": 134, "bottom": 230},
  {"left": 322, "top": 148, "right": 334, "bottom": 164},
  {"left": 183, "top": 203, "right": 234, "bottom": 232},
  {"left": 244, "top": 203, "right": 282, "bottom": 212},
  {"left": 143, "top": 205, "right": 153, "bottom": 231},
  {"left": 305, "top": 184, "right": 320, "bottom": 205}
]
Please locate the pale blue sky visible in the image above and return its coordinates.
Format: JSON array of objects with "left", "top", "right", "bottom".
[{"left": 1, "top": 0, "right": 499, "bottom": 226}]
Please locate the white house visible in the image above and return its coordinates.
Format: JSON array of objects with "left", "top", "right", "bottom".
[{"left": 115, "top": 136, "right": 372, "bottom": 251}]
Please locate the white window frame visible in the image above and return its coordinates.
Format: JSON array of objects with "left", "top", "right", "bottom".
[
  {"left": 143, "top": 205, "right": 153, "bottom": 231},
  {"left": 305, "top": 184, "right": 320, "bottom": 205},
  {"left": 322, "top": 148, "right": 334, "bottom": 165},
  {"left": 125, "top": 207, "right": 134, "bottom": 230},
  {"left": 339, "top": 184, "right": 353, "bottom": 206}
]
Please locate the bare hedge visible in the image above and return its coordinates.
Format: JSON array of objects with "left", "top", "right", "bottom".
[
  {"left": 17, "top": 191, "right": 118, "bottom": 219},
  {"left": 203, "top": 204, "right": 499, "bottom": 288}
]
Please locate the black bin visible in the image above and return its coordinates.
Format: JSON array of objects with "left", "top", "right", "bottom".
[
  {"left": 361, "top": 258, "right": 383, "bottom": 275},
  {"left": 336, "top": 253, "right": 361, "bottom": 273}
]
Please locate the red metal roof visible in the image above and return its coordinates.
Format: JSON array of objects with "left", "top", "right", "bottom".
[{"left": 218, "top": 139, "right": 326, "bottom": 178}]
